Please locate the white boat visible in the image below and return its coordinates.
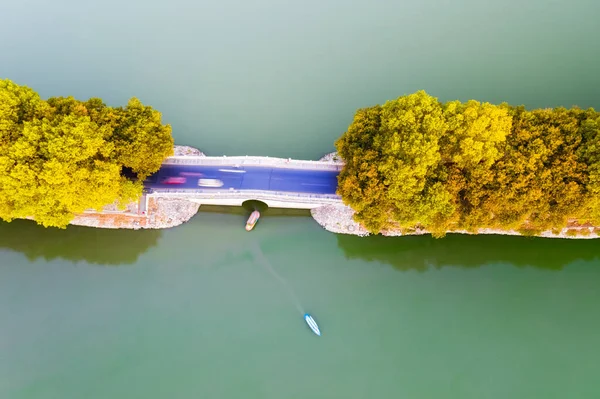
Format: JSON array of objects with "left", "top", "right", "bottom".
[
  {"left": 304, "top": 314, "right": 321, "bottom": 336},
  {"left": 245, "top": 210, "right": 260, "bottom": 231}
]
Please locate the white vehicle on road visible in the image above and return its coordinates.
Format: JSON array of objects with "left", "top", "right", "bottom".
[{"left": 198, "top": 178, "right": 224, "bottom": 188}]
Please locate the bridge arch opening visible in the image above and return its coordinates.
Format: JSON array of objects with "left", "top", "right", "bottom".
[{"left": 242, "top": 200, "right": 268, "bottom": 213}]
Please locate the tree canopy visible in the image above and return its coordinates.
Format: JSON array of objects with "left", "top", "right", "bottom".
[
  {"left": 0, "top": 79, "right": 173, "bottom": 228},
  {"left": 335, "top": 90, "right": 600, "bottom": 237}
]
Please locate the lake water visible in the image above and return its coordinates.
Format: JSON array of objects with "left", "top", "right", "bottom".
[{"left": 1, "top": 0, "right": 600, "bottom": 398}]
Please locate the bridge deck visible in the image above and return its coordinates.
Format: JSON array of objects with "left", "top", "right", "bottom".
[{"left": 146, "top": 164, "right": 339, "bottom": 196}]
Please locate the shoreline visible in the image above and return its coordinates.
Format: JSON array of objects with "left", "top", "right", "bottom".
[
  {"left": 310, "top": 204, "right": 600, "bottom": 239},
  {"left": 69, "top": 145, "right": 205, "bottom": 230}
]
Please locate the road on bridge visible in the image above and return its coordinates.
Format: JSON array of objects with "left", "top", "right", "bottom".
[{"left": 144, "top": 164, "right": 339, "bottom": 195}]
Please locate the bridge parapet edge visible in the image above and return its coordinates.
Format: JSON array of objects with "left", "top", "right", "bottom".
[
  {"left": 148, "top": 189, "right": 343, "bottom": 205},
  {"left": 162, "top": 155, "right": 344, "bottom": 171}
]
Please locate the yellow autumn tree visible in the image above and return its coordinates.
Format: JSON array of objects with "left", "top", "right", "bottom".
[
  {"left": 112, "top": 98, "right": 174, "bottom": 180},
  {"left": 442, "top": 100, "right": 512, "bottom": 168},
  {"left": 336, "top": 91, "right": 454, "bottom": 234},
  {"left": 480, "top": 106, "right": 589, "bottom": 232},
  {"left": 575, "top": 110, "right": 600, "bottom": 224},
  {"left": 336, "top": 91, "right": 600, "bottom": 237},
  {"left": 440, "top": 100, "right": 512, "bottom": 230},
  {"left": 0, "top": 79, "right": 172, "bottom": 228}
]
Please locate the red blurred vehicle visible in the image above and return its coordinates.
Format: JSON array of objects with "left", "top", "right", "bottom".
[{"left": 162, "top": 177, "right": 187, "bottom": 184}]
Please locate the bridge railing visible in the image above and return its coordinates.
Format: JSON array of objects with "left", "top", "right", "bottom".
[
  {"left": 162, "top": 155, "right": 344, "bottom": 171},
  {"left": 150, "top": 188, "right": 343, "bottom": 203}
]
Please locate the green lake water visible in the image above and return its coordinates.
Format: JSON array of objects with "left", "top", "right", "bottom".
[{"left": 1, "top": 0, "right": 600, "bottom": 398}]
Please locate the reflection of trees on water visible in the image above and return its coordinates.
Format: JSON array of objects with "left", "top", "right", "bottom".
[
  {"left": 336, "top": 233, "right": 600, "bottom": 271},
  {"left": 0, "top": 220, "right": 162, "bottom": 265}
]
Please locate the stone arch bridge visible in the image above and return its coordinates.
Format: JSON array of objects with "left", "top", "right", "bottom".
[{"left": 142, "top": 155, "right": 344, "bottom": 210}]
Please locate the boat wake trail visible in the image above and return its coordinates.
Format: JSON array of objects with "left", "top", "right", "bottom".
[{"left": 251, "top": 242, "right": 305, "bottom": 315}]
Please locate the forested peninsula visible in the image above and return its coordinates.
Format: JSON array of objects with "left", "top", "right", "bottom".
[
  {"left": 334, "top": 91, "right": 600, "bottom": 238},
  {"left": 0, "top": 79, "right": 174, "bottom": 228},
  {"left": 3, "top": 79, "right": 599, "bottom": 239}
]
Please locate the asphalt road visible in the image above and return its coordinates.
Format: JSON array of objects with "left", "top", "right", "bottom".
[{"left": 145, "top": 164, "right": 339, "bottom": 195}]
